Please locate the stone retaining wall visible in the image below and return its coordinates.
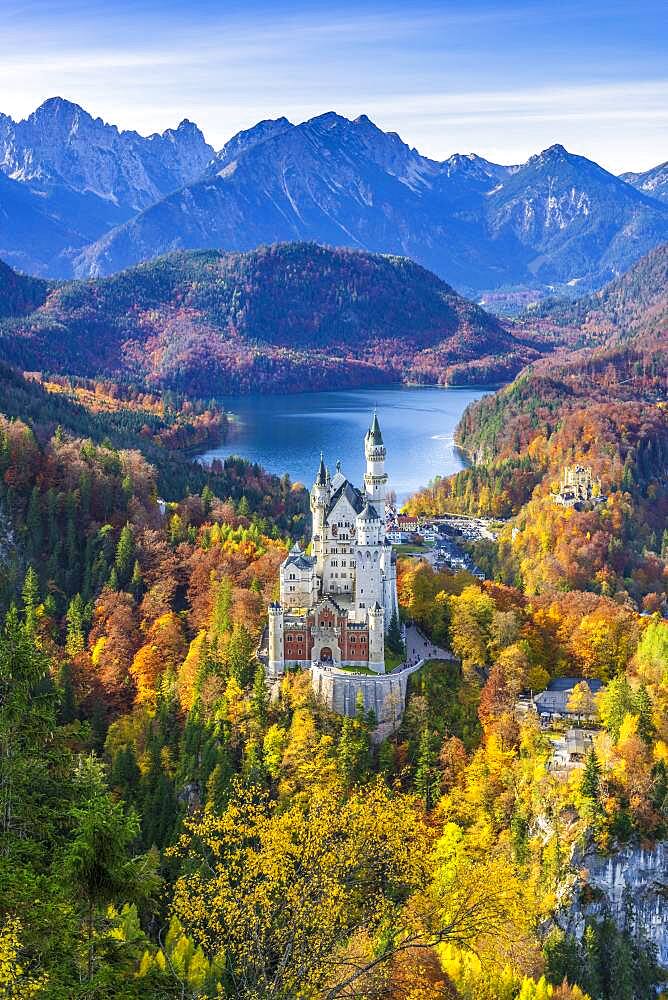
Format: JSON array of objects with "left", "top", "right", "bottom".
[{"left": 310, "top": 659, "right": 424, "bottom": 736}]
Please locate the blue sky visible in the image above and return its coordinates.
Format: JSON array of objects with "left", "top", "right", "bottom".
[{"left": 2, "top": 0, "right": 666, "bottom": 172}]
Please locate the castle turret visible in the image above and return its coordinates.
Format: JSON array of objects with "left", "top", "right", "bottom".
[
  {"left": 280, "top": 543, "right": 318, "bottom": 608},
  {"left": 267, "top": 603, "right": 285, "bottom": 677},
  {"left": 355, "top": 503, "right": 383, "bottom": 613},
  {"left": 367, "top": 602, "right": 385, "bottom": 673},
  {"left": 310, "top": 453, "right": 331, "bottom": 574},
  {"left": 364, "top": 413, "right": 388, "bottom": 531}
]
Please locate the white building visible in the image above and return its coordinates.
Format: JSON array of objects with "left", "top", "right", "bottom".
[{"left": 268, "top": 414, "right": 399, "bottom": 677}]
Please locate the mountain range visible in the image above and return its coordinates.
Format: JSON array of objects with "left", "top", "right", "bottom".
[{"left": 1, "top": 98, "right": 667, "bottom": 299}]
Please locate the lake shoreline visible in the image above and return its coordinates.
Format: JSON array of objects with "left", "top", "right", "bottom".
[{"left": 195, "top": 385, "right": 494, "bottom": 506}]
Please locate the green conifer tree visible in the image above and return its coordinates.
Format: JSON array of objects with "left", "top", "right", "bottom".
[
  {"left": 114, "top": 524, "right": 135, "bottom": 588},
  {"left": 250, "top": 663, "right": 270, "bottom": 728},
  {"left": 21, "top": 566, "right": 40, "bottom": 637},
  {"left": 415, "top": 728, "right": 439, "bottom": 810}
]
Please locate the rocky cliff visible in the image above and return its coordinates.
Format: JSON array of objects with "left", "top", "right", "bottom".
[{"left": 563, "top": 842, "right": 668, "bottom": 966}]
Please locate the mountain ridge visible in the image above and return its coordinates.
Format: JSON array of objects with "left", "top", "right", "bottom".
[
  {"left": 0, "top": 242, "right": 533, "bottom": 394},
  {"left": 2, "top": 98, "right": 668, "bottom": 297},
  {"left": 519, "top": 241, "right": 668, "bottom": 345}
]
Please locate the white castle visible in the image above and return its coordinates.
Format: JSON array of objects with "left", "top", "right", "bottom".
[{"left": 268, "top": 413, "right": 398, "bottom": 677}]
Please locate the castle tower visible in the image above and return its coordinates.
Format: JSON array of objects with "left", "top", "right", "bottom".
[
  {"left": 364, "top": 413, "right": 388, "bottom": 531},
  {"left": 267, "top": 603, "right": 285, "bottom": 677},
  {"left": 355, "top": 503, "right": 383, "bottom": 613},
  {"left": 310, "top": 453, "right": 331, "bottom": 575},
  {"left": 368, "top": 602, "right": 385, "bottom": 673}
]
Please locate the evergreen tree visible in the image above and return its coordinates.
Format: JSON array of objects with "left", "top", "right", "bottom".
[
  {"left": 634, "top": 684, "right": 655, "bottom": 745},
  {"left": 581, "top": 749, "right": 602, "bottom": 802},
  {"left": 65, "top": 593, "right": 86, "bottom": 657},
  {"left": 227, "top": 623, "right": 256, "bottom": 687},
  {"left": 415, "top": 728, "right": 439, "bottom": 810},
  {"left": 21, "top": 566, "right": 40, "bottom": 637},
  {"left": 65, "top": 758, "right": 161, "bottom": 981},
  {"left": 206, "top": 748, "right": 234, "bottom": 813},
  {"left": 130, "top": 559, "right": 144, "bottom": 599},
  {"left": 114, "top": 523, "right": 135, "bottom": 588},
  {"left": 111, "top": 747, "right": 141, "bottom": 804},
  {"left": 250, "top": 663, "right": 270, "bottom": 728},
  {"left": 211, "top": 577, "right": 233, "bottom": 643},
  {"left": 377, "top": 738, "right": 395, "bottom": 779},
  {"left": 337, "top": 716, "right": 369, "bottom": 789},
  {"left": 25, "top": 485, "right": 43, "bottom": 556},
  {"left": 201, "top": 484, "right": 214, "bottom": 515},
  {"left": 58, "top": 661, "right": 77, "bottom": 724},
  {"left": 242, "top": 738, "right": 266, "bottom": 788},
  {"left": 387, "top": 609, "right": 404, "bottom": 656}
]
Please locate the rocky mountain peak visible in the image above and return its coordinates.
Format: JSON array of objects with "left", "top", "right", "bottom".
[
  {"left": 215, "top": 117, "right": 294, "bottom": 169},
  {"left": 0, "top": 98, "right": 215, "bottom": 210},
  {"left": 27, "top": 96, "right": 97, "bottom": 133},
  {"left": 529, "top": 143, "right": 573, "bottom": 167}
]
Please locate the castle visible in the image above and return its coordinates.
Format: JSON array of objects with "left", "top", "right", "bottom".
[
  {"left": 267, "top": 414, "right": 398, "bottom": 678},
  {"left": 552, "top": 465, "right": 605, "bottom": 509}
]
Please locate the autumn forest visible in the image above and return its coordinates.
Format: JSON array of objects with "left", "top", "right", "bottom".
[{"left": 1, "top": 237, "right": 668, "bottom": 1000}]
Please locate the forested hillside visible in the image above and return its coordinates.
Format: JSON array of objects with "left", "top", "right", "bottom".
[
  {"left": 519, "top": 242, "right": 668, "bottom": 346},
  {"left": 1, "top": 217, "right": 667, "bottom": 1000},
  {"left": 407, "top": 284, "right": 668, "bottom": 607},
  {"left": 2, "top": 392, "right": 667, "bottom": 998},
  {"left": 0, "top": 258, "right": 49, "bottom": 317},
  {"left": 0, "top": 243, "right": 531, "bottom": 393}
]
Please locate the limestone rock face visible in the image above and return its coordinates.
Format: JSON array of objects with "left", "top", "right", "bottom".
[{"left": 565, "top": 842, "right": 668, "bottom": 965}]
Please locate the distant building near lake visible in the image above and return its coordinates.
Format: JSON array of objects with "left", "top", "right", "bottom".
[{"left": 552, "top": 465, "right": 606, "bottom": 510}]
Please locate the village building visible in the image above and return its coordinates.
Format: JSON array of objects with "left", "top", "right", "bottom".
[
  {"left": 548, "top": 728, "right": 598, "bottom": 772},
  {"left": 516, "top": 676, "right": 604, "bottom": 727}
]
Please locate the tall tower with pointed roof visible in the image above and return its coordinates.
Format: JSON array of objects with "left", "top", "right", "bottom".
[
  {"left": 310, "top": 452, "right": 330, "bottom": 574},
  {"left": 364, "top": 412, "right": 388, "bottom": 529}
]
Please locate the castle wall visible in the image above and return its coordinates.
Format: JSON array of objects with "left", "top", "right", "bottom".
[{"left": 310, "top": 660, "right": 423, "bottom": 736}]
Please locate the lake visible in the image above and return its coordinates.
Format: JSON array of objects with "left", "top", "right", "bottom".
[{"left": 199, "top": 385, "right": 490, "bottom": 504}]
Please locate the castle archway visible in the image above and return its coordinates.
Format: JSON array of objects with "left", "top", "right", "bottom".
[{"left": 311, "top": 638, "right": 341, "bottom": 666}]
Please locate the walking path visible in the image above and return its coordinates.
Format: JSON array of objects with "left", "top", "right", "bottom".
[{"left": 393, "top": 623, "right": 456, "bottom": 672}]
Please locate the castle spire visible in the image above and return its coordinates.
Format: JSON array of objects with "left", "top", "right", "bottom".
[
  {"left": 316, "top": 451, "right": 327, "bottom": 485},
  {"left": 367, "top": 410, "right": 383, "bottom": 446}
]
